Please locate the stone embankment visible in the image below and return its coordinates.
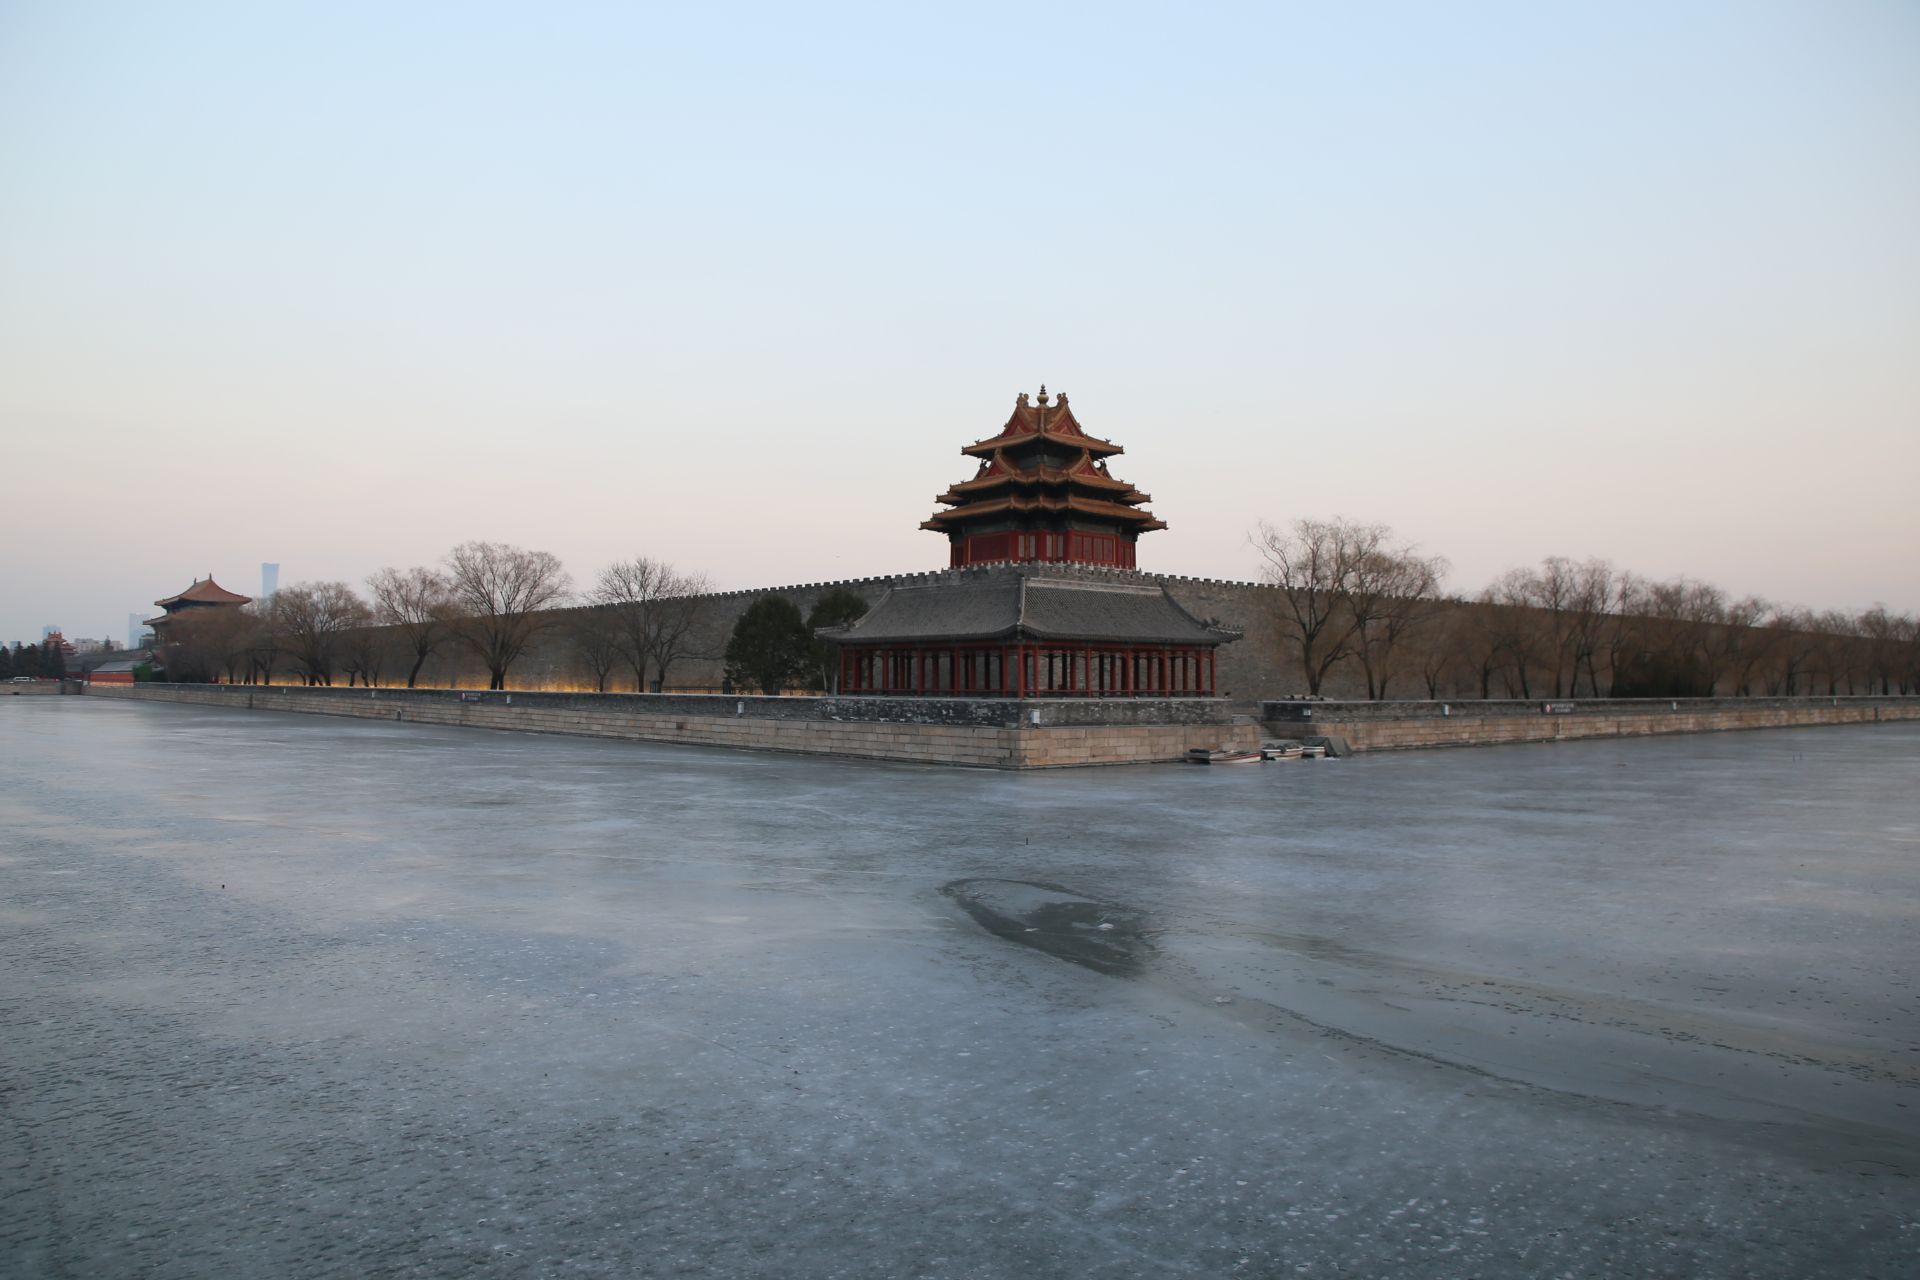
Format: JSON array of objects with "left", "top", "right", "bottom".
[
  {"left": 75, "top": 685, "right": 1919, "bottom": 766},
  {"left": 82, "top": 683, "right": 1255, "bottom": 769},
  {"left": 4, "top": 681, "right": 64, "bottom": 697},
  {"left": 1264, "top": 695, "right": 1920, "bottom": 751}
]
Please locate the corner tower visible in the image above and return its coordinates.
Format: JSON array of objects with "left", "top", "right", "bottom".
[
  {"left": 817, "top": 389, "right": 1239, "bottom": 698},
  {"left": 921, "top": 387, "right": 1166, "bottom": 568}
]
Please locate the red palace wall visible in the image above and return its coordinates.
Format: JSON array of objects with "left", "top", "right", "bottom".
[{"left": 952, "top": 531, "right": 1135, "bottom": 568}]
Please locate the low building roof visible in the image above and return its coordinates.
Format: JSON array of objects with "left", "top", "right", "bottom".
[{"left": 818, "top": 569, "right": 1240, "bottom": 646}]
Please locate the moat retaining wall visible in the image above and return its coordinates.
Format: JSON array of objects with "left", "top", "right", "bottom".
[
  {"left": 1263, "top": 696, "right": 1920, "bottom": 751},
  {"left": 82, "top": 683, "right": 1256, "bottom": 769},
  {"left": 75, "top": 686, "right": 1919, "bottom": 765}
]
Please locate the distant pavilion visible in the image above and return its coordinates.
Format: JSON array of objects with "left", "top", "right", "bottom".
[
  {"left": 819, "top": 388, "right": 1238, "bottom": 697},
  {"left": 145, "top": 576, "right": 252, "bottom": 639}
]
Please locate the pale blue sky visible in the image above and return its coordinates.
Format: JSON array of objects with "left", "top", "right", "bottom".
[{"left": 3, "top": 1, "right": 1916, "bottom": 643}]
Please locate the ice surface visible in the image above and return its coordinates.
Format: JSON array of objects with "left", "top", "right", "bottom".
[{"left": 1, "top": 698, "right": 1916, "bottom": 1277}]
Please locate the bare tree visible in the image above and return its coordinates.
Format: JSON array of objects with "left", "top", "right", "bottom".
[
  {"left": 1493, "top": 559, "right": 1576, "bottom": 696},
  {"left": 340, "top": 624, "right": 391, "bottom": 688},
  {"left": 1565, "top": 559, "right": 1617, "bottom": 698},
  {"left": 1482, "top": 570, "right": 1549, "bottom": 697},
  {"left": 368, "top": 566, "right": 456, "bottom": 688},
  {"left": 1347, "top": 539, "right": 1447, "bottom": 699},
  {"left": 1808, "top": 609, "right": 1863, "bottom": 695},
  {"left": 1601, "top": 572, "right": 1650, "bottom": 696},
  {"left": 444, "top": 541, "right": 573, "bottom": 690},
  {"left": 592, "top": 557, "right": 711, "bottom": 692},
  {"left": 643, "top": 570, "right": 712, "bottom": 690},
  {"left": 1857, "top": 605, "right": 1906, "bottom": 696},
  {"left": 1611, "top": 577, "right": 1725, "bottom": 697},
  {"left": 1897, "top": 612, "right": 1920, "bottom": 695},
  {"left": 1763, "top": 607, "right": 1819, "bottom": 695},
  {"left": 160, "top": 607, "right": 255, "bottom": 684},
  {"left": 272, "top": 582, "right": 371, "bottom": 686},
  {"left": 1252, "top": 518, "right": 1368, "bottom": 696},
  {"left": 244, "top": 599, "right": 281, "bottom": 685},
  {"left": 1413, "top": 600, "right": 1471, "bottom": 697},
  {"left": 1717, "top": 595, "right": 1773, "bottom": 697},
  {"left": 594, "top": 558, "right": 664, "bottom": 691},
  {"left": 568, "top": 607, "right": 624, "bottom": 693}
]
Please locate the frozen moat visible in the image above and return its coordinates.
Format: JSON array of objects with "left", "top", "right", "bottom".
[{"left": 2, "top": 698, "right": 1916, "bottom": 1277}]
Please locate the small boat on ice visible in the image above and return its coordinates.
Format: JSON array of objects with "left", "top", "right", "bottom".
[{"left": 1186, "top": 748, "right": 1265, "bottom": 765}]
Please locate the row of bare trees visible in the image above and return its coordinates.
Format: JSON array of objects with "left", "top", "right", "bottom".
[
  {"left": 159, "top": 542, "right": 712, "bottom": 691},
  {"left": 1253, "top": 518, "right": 1448, "bottom": 698},
  {"left": 569, "top": 558, "right": 712, "bottom": 692},
  {"left": 1450, "top": 563, "right": 1920, "bottom": 699},
  {"left": 1256, "top": 518, "right": 1920, "bottom": 700}
]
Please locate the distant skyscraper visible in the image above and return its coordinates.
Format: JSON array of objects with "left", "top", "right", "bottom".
[
  {"left": 261, "top": 562, "right": 279, "bottom": 601},
  {"left": 127, "top": 613, "right": 143, "bottom": 650}
]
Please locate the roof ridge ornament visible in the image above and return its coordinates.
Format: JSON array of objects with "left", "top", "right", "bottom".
[{"left": 1036, "top": 385, "right": 1049, "bottom": 406}]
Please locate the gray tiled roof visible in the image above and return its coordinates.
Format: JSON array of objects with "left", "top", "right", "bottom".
[{"left": 819, "top": 569, "right": 1239, "bottom": 646}]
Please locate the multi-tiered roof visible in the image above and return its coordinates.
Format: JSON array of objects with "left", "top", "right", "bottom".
[
  {"left": 922, "top": 387, "right": 1165, "bottom": 568},
  {"left": 145, "top": 576, "right": 252, "bottom": 632}
]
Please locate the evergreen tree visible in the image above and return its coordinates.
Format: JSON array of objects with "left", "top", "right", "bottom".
[
  {"left": 14, "top": 642, "right": 41, "bottom": 678},
  {"left": 43, "top": 639, "right": 67, "bottom": 679},
  {"left": 723, "top": 595, "right": 812, "bottom": 695},
  {"left": 805, "top": 588, "right": 870, "bottom": 690},
  {"left": 0, "top": 644, "right": 12, "bottom": 680}
]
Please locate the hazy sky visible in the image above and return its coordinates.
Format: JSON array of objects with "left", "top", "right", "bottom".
[{"left": 3, "top": 1, "right": 1916, "bottom": 644}]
